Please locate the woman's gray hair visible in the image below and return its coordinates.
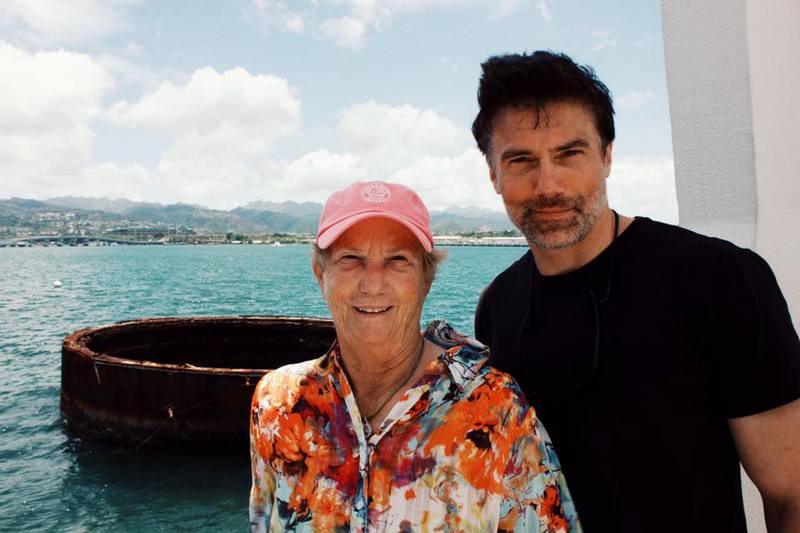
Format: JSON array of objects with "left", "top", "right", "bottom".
[{"left": 311, "top": 242, "right": 447, "bottom": 284}]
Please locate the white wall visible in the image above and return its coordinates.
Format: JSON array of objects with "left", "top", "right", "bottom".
[
  {"left": 663, "top": 1, "right": 800, "bottom": 532},
  {"left": 662, "top": 0, "right": 757, "bottom": 249},
  {"left": 747, "top": 0, "right": 800, "bottom": 328},
  {"left": 663, "top": 0, "right": 800, "bottom": 328}
]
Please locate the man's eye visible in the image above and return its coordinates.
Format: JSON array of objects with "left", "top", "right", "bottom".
[
  {"left": 390, "top": 255, "right": 410, "bottom": 263},
  {"left": 559, "top": 150, "right": 581, "bottom": 159},
  {"left": 506, "top": 157, "right": 536, "bottom": 174}
]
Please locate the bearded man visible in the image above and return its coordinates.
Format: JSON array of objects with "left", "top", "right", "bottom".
[{"left": 472, "top": 51, "right": 800, "bottom": 532}]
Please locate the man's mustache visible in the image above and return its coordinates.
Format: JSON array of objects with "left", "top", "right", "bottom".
[{"left": 520, "top": 195, "right": 585, "bottom": 212}]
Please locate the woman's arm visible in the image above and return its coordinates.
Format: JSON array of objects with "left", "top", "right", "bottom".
[
  {"left": 499, "top": 405, "right": 582, "bottom": 532},
  {"left": 249, "top": 382, "right": 276, "bottom": 533}
]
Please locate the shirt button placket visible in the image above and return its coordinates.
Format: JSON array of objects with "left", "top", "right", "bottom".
[
  {"left": 364, "top": 439, "right": 381, "bottom": 531},
  {"left": 355, "top": 440, "right": 373, "bottom": 531}
]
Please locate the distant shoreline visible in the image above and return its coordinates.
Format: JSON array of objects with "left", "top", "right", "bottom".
[{"left": 0, "top": 236, "right": 528, "bottom": 248}]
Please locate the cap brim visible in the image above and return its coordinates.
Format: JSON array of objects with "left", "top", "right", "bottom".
[{"left": 317, "top": 212, "right": 433, "bottom": 252}]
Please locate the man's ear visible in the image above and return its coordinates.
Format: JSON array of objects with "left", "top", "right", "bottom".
[
  {"left": 489, "top": 162, "right": 501, "bottom": 194},
  {"left": 603, "top": 142, "right": 613, "bottom": 178}
]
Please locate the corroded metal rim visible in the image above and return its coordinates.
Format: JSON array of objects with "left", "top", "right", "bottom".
[
  {"left": 62, "top": 315, "right": 334, "bottom": 376},
  {"left": 60, "top": 315, "right": 336, "bottom": 446}
]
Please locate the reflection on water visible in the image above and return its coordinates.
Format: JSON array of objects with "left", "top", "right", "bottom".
[{"left": 56, "top": 436, "right": 250, "bottom": 532}]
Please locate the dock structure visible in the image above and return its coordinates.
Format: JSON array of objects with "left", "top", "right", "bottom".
[
  {"left": 0, "top": 234, "right": 528, "bottom": 248},
  {"left": 433, "top": 235, "right": 527, "bottom": 247},
  {"left": 0, "top": 235, "right": 165, "bottom": 247}
]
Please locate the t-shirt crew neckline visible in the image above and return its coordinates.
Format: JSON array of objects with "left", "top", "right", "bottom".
[{"left": 530, "top": 216, "right": 646, "bottom": 282}]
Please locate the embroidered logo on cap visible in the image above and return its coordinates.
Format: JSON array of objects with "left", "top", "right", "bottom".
[{"left": 361, "top": 182, "right": 391, "bottom": 203}]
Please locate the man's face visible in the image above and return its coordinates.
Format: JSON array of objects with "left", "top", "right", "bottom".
[{"left": 488, "top": 101, "right": 612, "bottom": 250}]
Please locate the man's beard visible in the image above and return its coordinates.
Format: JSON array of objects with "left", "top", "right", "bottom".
[{"left": 507, "top": 181, "right": 608, "bottom": 250}]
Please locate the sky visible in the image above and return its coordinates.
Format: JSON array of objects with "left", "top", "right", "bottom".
[{"left": 0, "top": 0, "right": 678, "bottom": 221}]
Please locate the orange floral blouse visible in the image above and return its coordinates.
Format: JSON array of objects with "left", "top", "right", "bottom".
[{"left": 249, "top": 321, "right": 581, "bottom": 532}]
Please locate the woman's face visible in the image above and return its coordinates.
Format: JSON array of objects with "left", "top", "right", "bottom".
[{"left": 314, "top": 217, "right": 429, "bottom": 351}]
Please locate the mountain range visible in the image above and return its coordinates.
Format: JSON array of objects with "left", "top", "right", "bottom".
[{"left": 1, "top": 196, "right": 516, "bottom": 234}]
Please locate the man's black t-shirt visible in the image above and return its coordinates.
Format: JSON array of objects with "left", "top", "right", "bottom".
[{"left": 475, "top": 217, "right": 800, "bottom": 532}]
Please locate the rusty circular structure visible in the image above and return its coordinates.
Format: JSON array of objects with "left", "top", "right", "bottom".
[{"left": 61, "top": 316, "right": 336, "bottom": 448}]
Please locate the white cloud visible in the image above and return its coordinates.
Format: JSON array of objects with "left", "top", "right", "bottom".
[
  {"left": 247, "top": 0, "right": 529, "bottom": 48},
  {"left": 125, "top": 40, "right": 143, "bottom": 55},
  {"left": 283, "top": 14, "right": 305, "bottom": 33},
  {"left": 258, "top": 150, "right": 369, "bottom": 201},
  {"left": 337, "top": 101, "right": 468, "bottom": 174},
  {"left": 389, "top": 148, "right": 502, "bottom": 211},
  {"left": 591, "top": 29, "right": 618, "bottom": 51},
  {"left": 0, "top": 53, "right": 312, "bottom": 209},
  {"left": 247, "top": 0, "right": 309, "bottom": 35},
  {"left": 607, "top": 157, "right": 678, "bottom": 223},
  {"left": 0, "top": 42, "right": 113, "bottom": 199},
  {"left": 254, "top": 102, "right": 502, "bottom": 211},
  {"left": 94, "top": 52, "right": 159, "bottom": 88},
  {"left": 108, "top": 67, "right": 301, "bottom": 142},
  {"left": 616, "top": 90, "right": 656, "bottom": 111},
  {"left": 74, "top": 163, "right": 155, "bottom": 201},
  {"left": 256, "top": 147, "right": 501, "bottom": 211},
  {"left": 284, "top": 150, "right": 368, "bottom": 188},
  {"left": 316, "top": 16, "right": 367, "bottom": 48},
  {"left": 104, "top": 66, "right": 303, "bottom": 208},
  {"left": 0, "top": 0, "right": 137, "bottom": 45},
  {"left": 536, "top": 0, "right": 552, "bottom": 24}
]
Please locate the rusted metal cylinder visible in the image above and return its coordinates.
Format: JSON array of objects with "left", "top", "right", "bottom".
[{"left": 61, "top": 316, "right": 335, "bottom": 447}]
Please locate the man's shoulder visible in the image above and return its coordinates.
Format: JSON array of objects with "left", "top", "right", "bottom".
[
  {"left": 633, "top": 217, "right": 737, "bottom": 248},
  {"left": 628, "top": 217, "right": 754, "bottom": 266},
  {"left": 480, "top": 249, "right": 531, "bottom": 299},
  {"left": 623, "top": 218, "right": 783, "bottom": 305}
]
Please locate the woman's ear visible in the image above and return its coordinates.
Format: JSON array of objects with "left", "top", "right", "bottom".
[{"left": 312, "top": 259, "right": 324, "bottom": 289}]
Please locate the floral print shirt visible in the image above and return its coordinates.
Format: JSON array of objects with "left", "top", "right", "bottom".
[{"left": 249, "top": 320, "right": 581, "bottom": 532}]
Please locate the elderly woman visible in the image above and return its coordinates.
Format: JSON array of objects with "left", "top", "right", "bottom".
[{"left": 249, "top": 181, "right": 580, "bottom": 532}]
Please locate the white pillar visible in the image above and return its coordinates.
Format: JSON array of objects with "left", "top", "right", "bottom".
[
  {"left": 662, "top": 0, "right": 757, "bottom": 249},
  {"left": 747, "top": 0, "right": 800, "bottom": 329},
  {"left": 663, "top": 2, "right": 800, "bottom": 532}
]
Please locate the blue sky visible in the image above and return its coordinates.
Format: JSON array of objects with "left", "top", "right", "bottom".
[{"left": 0, "top": 0, "right": 677, "bottom": 221}]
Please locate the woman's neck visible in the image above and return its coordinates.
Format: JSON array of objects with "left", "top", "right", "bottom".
[{"left": 339, "top": 332, "right": 431, "bottom": 428}]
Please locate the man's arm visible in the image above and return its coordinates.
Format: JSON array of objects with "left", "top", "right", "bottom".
[{"left": 729, "top": 398, "right": 800, "bottom": 532}]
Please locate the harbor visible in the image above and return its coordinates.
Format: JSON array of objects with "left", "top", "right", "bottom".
[{"left": 1, "top": 233, "right": 528, "bottom": 248}]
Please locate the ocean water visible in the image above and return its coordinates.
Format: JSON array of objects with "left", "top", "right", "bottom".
[{"left": 0, "top": 244, "right": 524, "bottom": 532}]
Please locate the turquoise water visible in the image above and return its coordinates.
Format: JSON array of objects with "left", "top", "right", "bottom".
[{"left": 0, "top": 244, "right": 524, "bottom": 532}]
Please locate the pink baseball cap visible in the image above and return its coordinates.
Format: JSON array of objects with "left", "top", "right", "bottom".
[{"left": 316, "top": 180, "right": 434, "bottom": 252}]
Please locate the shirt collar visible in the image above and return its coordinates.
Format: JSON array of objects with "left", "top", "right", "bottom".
[
  {"left": 423, "top": 320, "right": 489, "bottom": 390},
  {"left": 320, "top": 320, "right": 489, "bottom": 392},
  {"left": 320, "top": 341, "right": 350, "bottom": 392}
]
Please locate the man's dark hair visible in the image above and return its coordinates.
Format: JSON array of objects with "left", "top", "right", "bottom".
[{"left": 471, "top": 51, "right": 615, "bottom": 159}]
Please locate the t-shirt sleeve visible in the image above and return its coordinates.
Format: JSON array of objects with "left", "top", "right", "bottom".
[{"left": 701, "top": 247, "right": 800, "bottom": 418}]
